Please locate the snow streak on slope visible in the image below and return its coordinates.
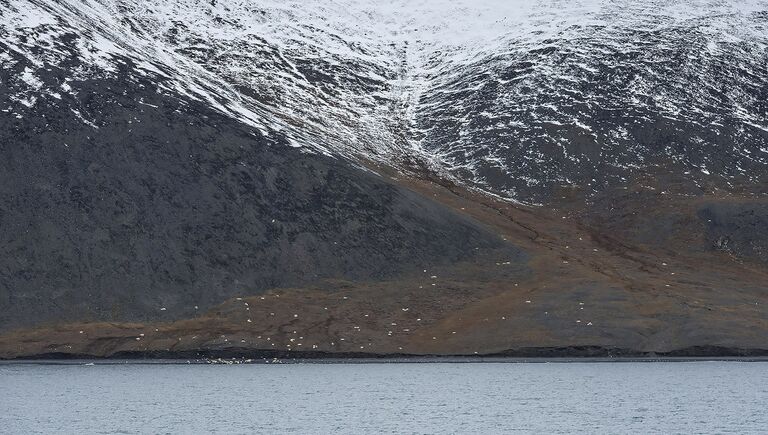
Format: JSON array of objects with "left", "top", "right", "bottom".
[
  {"left": 0, "top": 0, "right": 417, "bottom": 163},
  {"left": 2, "top": 0, "right": 767, "bottom": 202}
]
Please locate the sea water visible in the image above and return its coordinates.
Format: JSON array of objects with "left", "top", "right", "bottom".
[{"left": 1, "top": 361, "right": 766, "bottom": 434}]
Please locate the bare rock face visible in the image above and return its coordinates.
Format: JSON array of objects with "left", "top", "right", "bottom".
[{"left": 699, "top": 202, "right": 768, "bottom": 263}]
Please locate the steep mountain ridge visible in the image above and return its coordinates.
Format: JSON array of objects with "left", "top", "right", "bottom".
[{"left": 4, "top": 0, "right": 767, "bottom": 202}]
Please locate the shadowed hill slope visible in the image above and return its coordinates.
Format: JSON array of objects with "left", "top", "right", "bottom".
[{"left": 0, "top": 70, "right": 522, "bottom": 332}]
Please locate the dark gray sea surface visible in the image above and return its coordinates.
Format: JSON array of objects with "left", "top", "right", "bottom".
[{"left": 1, "top": 361, "right": 766, "bottom": 434}]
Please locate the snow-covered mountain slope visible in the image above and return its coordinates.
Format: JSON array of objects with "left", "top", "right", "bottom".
[
  {"left": 408, "top": 0, "right": 768, "bottom": 201},
  {"left": 2, "top": 0, "right": 767, "bottom": 202},
  {"left": 0, "top": 0, "right": 409, "bottom": 160}
]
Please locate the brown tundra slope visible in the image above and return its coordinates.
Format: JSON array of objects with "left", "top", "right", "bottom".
[{"left": 2, "top": 164, "right": 766, "bottom": 359}]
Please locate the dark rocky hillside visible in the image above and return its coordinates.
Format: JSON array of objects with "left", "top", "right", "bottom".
[{"left": 0, "top": 69, "right": 519, "bottom": 331}]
